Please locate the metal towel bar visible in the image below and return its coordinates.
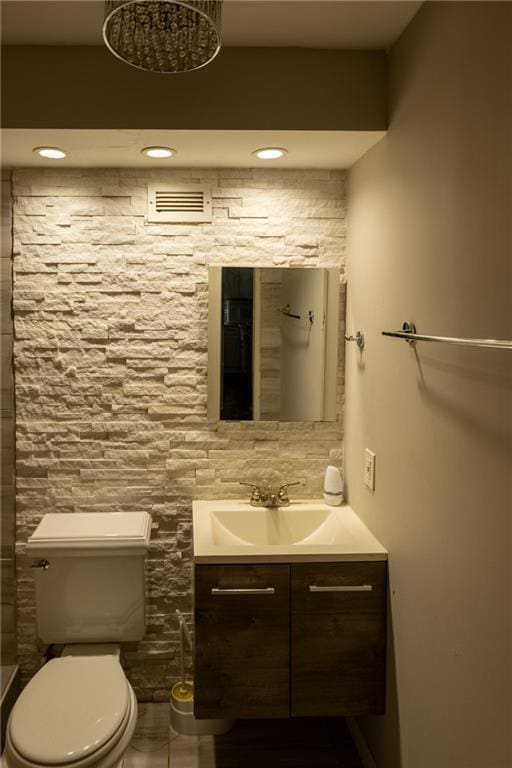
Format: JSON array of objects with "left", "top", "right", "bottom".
[{"left": 382, "top": 322, "right": 512, "bottom": 350}]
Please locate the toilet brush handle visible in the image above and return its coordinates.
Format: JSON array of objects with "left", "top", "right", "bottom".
[
  {"left": 176, "top": 609, "right": 192, "bottom": 685},
  {"left": 176, "top": 610, "right": 192, "bottom": 649},
  {"left": 180, "top": 620, "right": 185, "bottom": 685}
]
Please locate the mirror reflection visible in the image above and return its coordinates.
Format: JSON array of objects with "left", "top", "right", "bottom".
[{"left": 208, "top": 267, "right": 341, "bottom": 422}]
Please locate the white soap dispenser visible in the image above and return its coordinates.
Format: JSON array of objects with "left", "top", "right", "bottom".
[{"left": 323, "top": 465, "right": 344, "bottom": 506}]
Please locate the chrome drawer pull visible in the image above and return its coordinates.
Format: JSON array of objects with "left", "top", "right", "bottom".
[
  {"left": 309, "top": 584, "right": 372, "bottom": 593},
  {"left": 211, "top": 587, "right": 275, "bottom": 595}
]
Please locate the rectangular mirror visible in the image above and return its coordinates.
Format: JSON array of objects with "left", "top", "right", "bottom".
[{"left": 208, "top": 266, "right": 341, "bottom": 422}]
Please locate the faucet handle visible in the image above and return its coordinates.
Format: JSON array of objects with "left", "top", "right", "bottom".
[
  {"left": 239, "top": 481, "right": 263, "bottom": 502},
  {"left": 277, "top": 481, "right": 301, "bottom": 502}
]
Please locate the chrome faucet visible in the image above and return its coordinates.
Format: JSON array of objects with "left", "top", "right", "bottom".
[{"left": 239, "top": 481, "right": 301, "bottom": 507}]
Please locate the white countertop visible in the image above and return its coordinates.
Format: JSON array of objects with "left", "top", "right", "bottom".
[{"left": 192, "top": 499, "right": 387, "bottom": 564}]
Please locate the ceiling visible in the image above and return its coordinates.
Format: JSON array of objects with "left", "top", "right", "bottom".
[
  {"left": 1, "top": 1, "right": 420, "bottom": 168},
  {"left": 1, "top": 129, "right": 386, "bottom": 169},
  {"left": 1, "top": 1, "right": 422, "bottom": 49}
]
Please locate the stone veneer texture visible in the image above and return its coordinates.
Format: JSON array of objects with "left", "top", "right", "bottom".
[
  {"left": 12, "top": 168, "right": 346, "bottom": 700},
  {"left": 1, "top": 171, "right": 16, "bottom": 666}
]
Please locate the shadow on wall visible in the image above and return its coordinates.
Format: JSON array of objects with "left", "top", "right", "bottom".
[
  {"left": 413, "top": 350, "right": 512, "bottom": 455},
  {"left": 358, "top": 580, "right": 403, "bottom": 768}
]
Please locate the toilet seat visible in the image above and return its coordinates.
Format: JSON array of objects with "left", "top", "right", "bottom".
[{"left": 5, "top": 657, "right": 137, "bottom": 768}]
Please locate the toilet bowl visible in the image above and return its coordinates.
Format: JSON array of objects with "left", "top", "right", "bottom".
[{"left": 4, "top": 648, "right": 137, "bottom": 768}]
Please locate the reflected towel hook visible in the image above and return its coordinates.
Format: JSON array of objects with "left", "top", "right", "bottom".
[
  {"left": 345, "top": 331, "right": 365, "bottom": 350},
  {"left": 279, "top": 305, "right": 314, "bottom": 324}
]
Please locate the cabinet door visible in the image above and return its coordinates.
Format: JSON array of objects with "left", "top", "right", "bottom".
[
  {"left": 291, "top": 561, "right": 387, "bottom": 716},
  {"left": 194, "top": 564, "right": 290, "bottom": 719}
]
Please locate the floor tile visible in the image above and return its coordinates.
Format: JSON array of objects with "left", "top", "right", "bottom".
[
  {"left": 127, "top": 704, "right": 363, "bottom": 768},
  {"left": 169, "top": 732, "right": 215, "bottom": 768},
  {"left": 131, "top": 703, "right": 170, "bottom": 750},
  {"left": 124, "top": 744, "right": 169, "bottom": 768}
]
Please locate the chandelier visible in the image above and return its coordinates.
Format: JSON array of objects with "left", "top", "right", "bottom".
[{"left": 103, "top": 0, "right": 223, "bottom": 74}]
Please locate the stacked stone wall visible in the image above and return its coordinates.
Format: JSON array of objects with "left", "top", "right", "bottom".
[{"left": 12, "top": 167, "right": 346, "bottom": 700}]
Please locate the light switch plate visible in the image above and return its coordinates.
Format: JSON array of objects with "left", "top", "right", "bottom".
[{"left": 364, "top": 448, "right": 376, "bottom": 491}]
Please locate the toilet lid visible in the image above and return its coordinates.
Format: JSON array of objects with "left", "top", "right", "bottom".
[{"left": 9, "top": 656, "right": 130, "bottom": 765}]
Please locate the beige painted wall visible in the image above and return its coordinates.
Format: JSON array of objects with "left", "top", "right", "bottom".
[
  {"left": 345, "top": 3, "right": 512, "bottom": 767},
  {"left": 1, "top": 46, "right": 386, "bottom": 131}
]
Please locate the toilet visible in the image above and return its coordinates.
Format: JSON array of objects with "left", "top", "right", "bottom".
[{"left": 4, "top": 512, "right": 152, "bottom": 768}]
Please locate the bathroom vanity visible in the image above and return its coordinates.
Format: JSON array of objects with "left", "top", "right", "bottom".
[{"left": 192, "top": 501, "right": 387, "bottom": 719}]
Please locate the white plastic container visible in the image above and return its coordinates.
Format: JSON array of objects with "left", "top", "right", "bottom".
[
  {"left": 323, "top": 464, "right": 344, "bottom": 506},
  {"left": 170, "top": 681, "right": 233, "bottom": 736}
]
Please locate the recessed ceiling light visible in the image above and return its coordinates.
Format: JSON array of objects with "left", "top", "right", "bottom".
[
  {"left": 252, "top": 147, "right": 288, "bottom": 160},
  {"left": 141, "top": 146, "right": 176, "bottom": 158},
  {"left": 33, "top": 147, "right": 66, "bottom": 159}
]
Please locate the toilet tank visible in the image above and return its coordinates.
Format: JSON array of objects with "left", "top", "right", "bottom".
[{"left": 27, "top": 512, "right": 152, "bottom": 644}]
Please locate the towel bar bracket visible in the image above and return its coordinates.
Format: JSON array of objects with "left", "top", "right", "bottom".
[{"left": 345, "top": 331, "right": 365, "bottom": 349}]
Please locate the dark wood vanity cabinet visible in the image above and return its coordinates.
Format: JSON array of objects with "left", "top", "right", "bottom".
[
  {"left": 290, "top": 561, "right": 387, "bottom": 716},
  {"left": 194, "top": 561, "right": 387, "bottom": 719},
  {"left": 194, "top": 564, "right": 290, "bottom": 719}
]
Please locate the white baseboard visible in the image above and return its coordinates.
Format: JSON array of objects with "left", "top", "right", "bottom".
[{"left": 346, "top": 717, "right": 377, "bottom": 768}]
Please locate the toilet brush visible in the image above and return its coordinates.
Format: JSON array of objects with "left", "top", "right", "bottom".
[
  {"left": 170, "top": 610, "right": 233, "bottom": 736},
  {"left": 174, "top": 609, "right": 193, "bottom": 700}
]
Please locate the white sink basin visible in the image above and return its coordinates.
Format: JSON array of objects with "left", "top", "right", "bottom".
[
  {"left": 210, "top": 506, "right": 336, "bottom": 546},
  {"left": 193, "top": 500, "right": 387, "bottom": 563}
]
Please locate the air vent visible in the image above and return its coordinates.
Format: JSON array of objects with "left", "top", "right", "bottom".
[{"left": 147, "top": 184, "right": 212, "bottom": 223}]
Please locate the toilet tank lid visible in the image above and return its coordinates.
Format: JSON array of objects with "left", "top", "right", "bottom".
[{"left": 27, "top": 512, "right": 152, "bottom": 555}]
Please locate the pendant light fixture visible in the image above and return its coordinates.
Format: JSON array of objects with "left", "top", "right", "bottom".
[{"left": 103, "top": 0, "right": 223, "bottom": 74}]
